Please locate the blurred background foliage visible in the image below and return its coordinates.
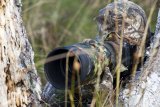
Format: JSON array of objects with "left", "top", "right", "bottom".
[{"left": 22, "top": 0, "right": 160, "bottom": 85}]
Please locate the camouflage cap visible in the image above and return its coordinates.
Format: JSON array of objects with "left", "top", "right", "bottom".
[{"left": 96, "top": 1, "right": 148, "bottom": 46}]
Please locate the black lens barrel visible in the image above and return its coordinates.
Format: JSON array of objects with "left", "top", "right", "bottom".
[{"left": 44, "top": 45, "right": 92, "bottom": 89}]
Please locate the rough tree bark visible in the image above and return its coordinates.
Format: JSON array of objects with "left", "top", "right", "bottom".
[
  {"left": 120, "top": 9, "right": 160, "bottom": 107},
  {"left": 0, "top": 0, "right": 41, "bottom": 107}
]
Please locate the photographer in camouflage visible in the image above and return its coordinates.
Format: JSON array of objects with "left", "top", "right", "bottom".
[{"left": 41, "top": 1, "right": 151, "bottom": 106}]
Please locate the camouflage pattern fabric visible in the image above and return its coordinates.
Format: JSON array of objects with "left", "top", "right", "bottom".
[
  {"left": 42, "top": 1, "right": 150, "bottom": 106},
  {"left": 41, "top": 36, "right": 116, "bottom": 106},
  {"left": 96, "top": 1, "right": 148, "bottom": 46}
]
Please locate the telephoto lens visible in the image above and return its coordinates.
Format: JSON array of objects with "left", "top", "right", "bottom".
[{"left": 44, "top": 40, "right": 116, "bottom": 89}]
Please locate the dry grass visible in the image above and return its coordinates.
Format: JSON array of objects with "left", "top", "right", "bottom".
[{"left": 22, "top": 0, "right": 159, "bottom": 106}]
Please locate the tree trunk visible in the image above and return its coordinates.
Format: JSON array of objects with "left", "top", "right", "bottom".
[
  {"left": 0, "top": 0, "right": 41, "bottom": 107},
  {"left": 120, "top": 9, "right": 160, "bottom": 107}
]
